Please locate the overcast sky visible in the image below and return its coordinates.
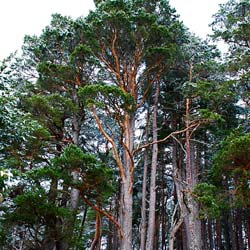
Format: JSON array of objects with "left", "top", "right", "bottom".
[{"left": 0, "top": 0, "right": 227, "bottom": 60}]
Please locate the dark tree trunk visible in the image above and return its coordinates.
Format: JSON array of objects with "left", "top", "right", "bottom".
[
  {"left": 77, "top": 205, "right": 88, "bottom": 247},
  {"left": 208, "top": 219, "right": 214, "bottom": 250},
  {"left": 154, "top": 211, "right": 160, "bottom": 250},
  {"left": 201, "top": 219, "right": 206, "bottom": 250},
  {"left": 216, "top": 219, "right": 223, "bottom": 250},
  {"left": 236, "top": 209, "right": 244, "bottom": 250}
]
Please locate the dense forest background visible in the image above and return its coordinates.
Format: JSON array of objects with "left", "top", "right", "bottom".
[{"left": 0, "top": 0, "right": 249, "bottom": 249}]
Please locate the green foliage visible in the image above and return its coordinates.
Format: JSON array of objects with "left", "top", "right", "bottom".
[
  {"left": 210, "top": 130, "right": 250, "bottom": 208},
  {"left": 0, "top": 94, "right": 51, "bottom": 169},
  {"left": 6, "top": 189, "right": 71, "bottom": 225},
  {"left": 194, "top": 183, "right": 224, "bottom": 218},
  {"left": 37, "top": 62, "right": 76, "bottom": 86},
  {"left": 79, "top": 84, "right": 136, "bottom": 114},
  {"left": 25, "top": 93, "right": 78, "bottom": 128},
  {"left": 70, "top": 44, "right": 93, "bottom": 63},
  {"left": 213, "top": 130, "right": 250, "bottom": 176},
  {"left": 54, "top": 144, "right": 96, "bottom": 170},
  {"left": 54, "top": 144, "right": 115, "bottom": 200}
]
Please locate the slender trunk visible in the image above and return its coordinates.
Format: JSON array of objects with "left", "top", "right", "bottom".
[
  {"left": 140, "top": 109, "right": 150, "bottom": 250},
  {"left": 146, "top": 83, "right": 160, "bottom": 250},
  {"left": 161, "top": 159, "right": 167, "bottom": 250}
]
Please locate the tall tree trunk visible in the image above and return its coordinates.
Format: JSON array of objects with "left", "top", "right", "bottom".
[
  {"left": 140, "top": 109, "right": 150, "bottom": 250},
  {"left": 120, "top": 178, "right": 133, "bottom": 250},
  {"left": 91, "top": 105, "right": 135, "bottom": 250},
  {"left": 146, "top": 83, "right": 160, "bottom": 250},
  {"left": 184, "top": 98, "right": 202, "bottom": 250},
  {"left": 120, "top": 114, "right": 135, "bottom": 250}
]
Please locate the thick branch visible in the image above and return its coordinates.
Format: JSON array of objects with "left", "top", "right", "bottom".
[
  {"left": 90, "top": 210, "right": 102, "bottom": 250},
  {"left": 81, "top": 195, "right": 124, "bottom": 239},
  {"left": 91, "top": 106, "right": 126, "bottom": 182}
]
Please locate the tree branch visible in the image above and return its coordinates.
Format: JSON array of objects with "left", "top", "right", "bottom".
[
  {"left": 81, "top": 195, "right": 124, "bottom": 239},
  {"left": 111, "top": 30, "right": 124, "bottom": 89},
  {"left": 91, "top": 106, "right": 126, "bottom": 182},
  {"left": 133, "top": 123, "right": 200, "bottom": 155}
]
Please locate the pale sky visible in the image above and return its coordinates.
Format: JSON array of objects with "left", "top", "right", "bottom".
[{"left": 0, "top": 0, "right": 227, "bottom": 60}]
